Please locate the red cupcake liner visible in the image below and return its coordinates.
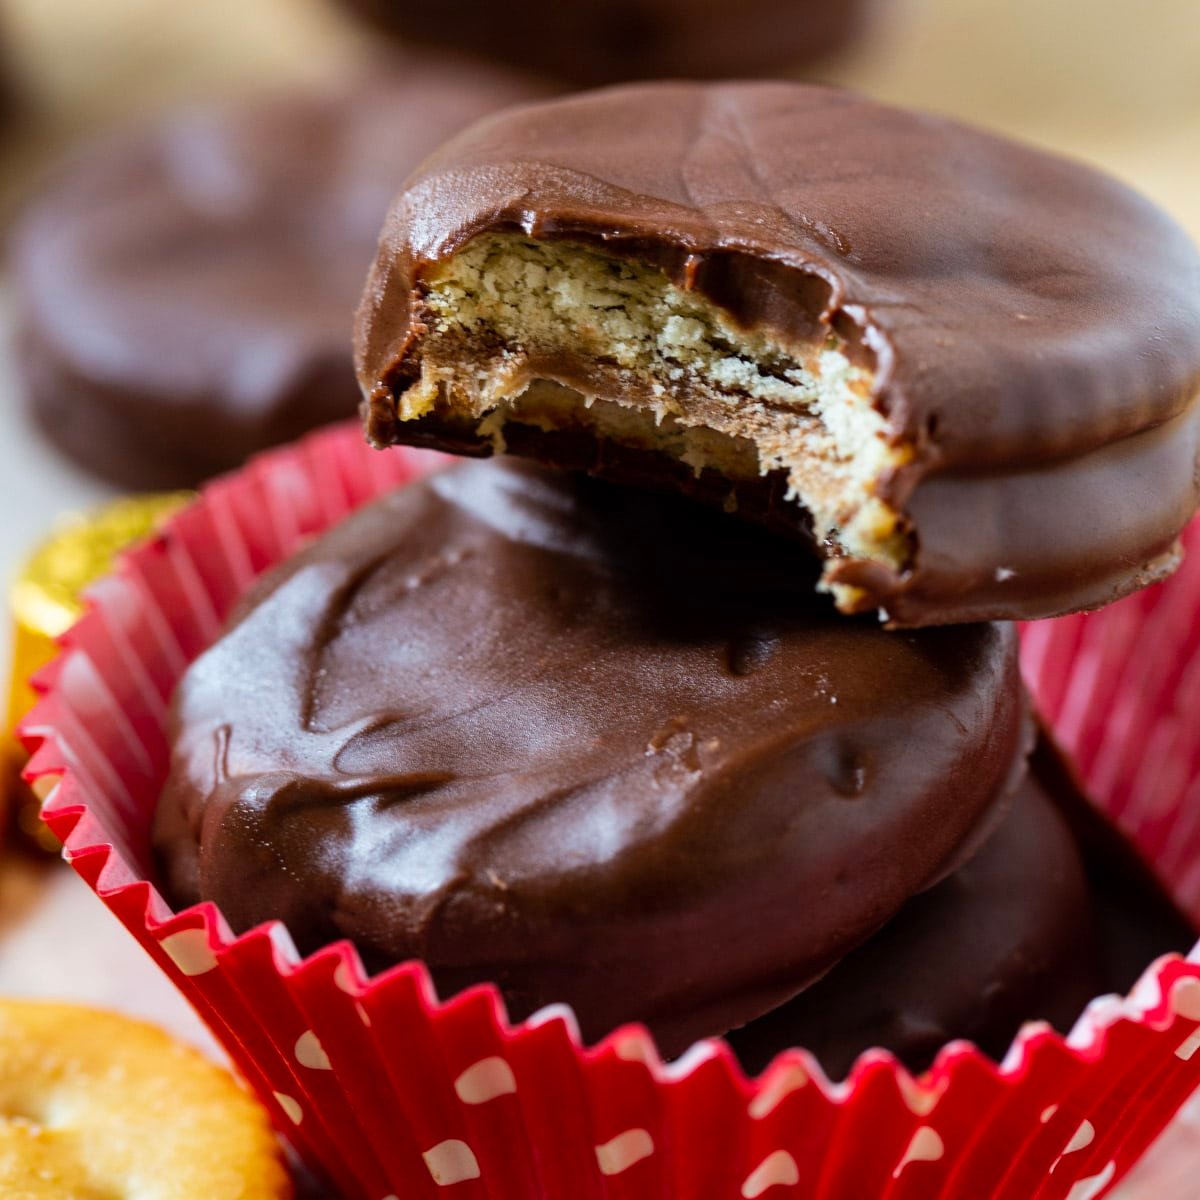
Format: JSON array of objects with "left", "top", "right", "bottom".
[
  {"left": 1020, "top": 518, "right": 1200, "bottom": 917},
  {"left": 19, "top": 421, "right": 1200, "bottom": 1200}
]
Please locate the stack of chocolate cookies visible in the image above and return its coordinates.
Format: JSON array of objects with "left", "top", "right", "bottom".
[{"left": 155, "top": 82, "right": 1200, "bottom": 1078}]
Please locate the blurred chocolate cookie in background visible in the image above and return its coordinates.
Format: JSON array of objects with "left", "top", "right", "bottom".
[
  {"left": 8, "top": 56, "right": 546, "bottom": 489},
  {"left": 333, "top": 0, "right": 874, "bottom": 87}
]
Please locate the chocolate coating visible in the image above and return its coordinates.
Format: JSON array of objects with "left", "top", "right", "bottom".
[
  {"left": 1023, "top": 734, "right": 1197, "bottom": 1001},
  {"left": 334, "top": 0, "right": 872, "bottom": 88},
  {"left": 356, "top": 81, "right": 1200, "bottom": 626},
  {"left": 155, "top": 460, "right": 1027, "bottom": 1056},
  {"left": 728, "top": 772, "right": 1103, "bottom": 1078},
  {"left": 730, "top": 736, "right": 1196, "bottom": 1078},
  {"left": 10, "top": 60, "right": 544, "bottom": 489}
]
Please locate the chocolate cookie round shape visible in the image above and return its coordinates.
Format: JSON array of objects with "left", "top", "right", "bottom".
[
  {"left": 356, "top": 81, "right": 1200, "bottom": 627},
  {"left": 155, "top": 460, "right": 1028, "bottom": 1056},
  {"left": 334, "top": 0, "right": 872, "bottom": 88},
  {"left": 10, "top": 60, "right": 544, "bottom": 489},
  {"left": 727, "top": 772, "right": 1104, "bottom": 1079}
]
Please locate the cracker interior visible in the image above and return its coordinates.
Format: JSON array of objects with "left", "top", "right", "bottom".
[{"left": 398, "top": 232, "right": 913, "bottom": 606}]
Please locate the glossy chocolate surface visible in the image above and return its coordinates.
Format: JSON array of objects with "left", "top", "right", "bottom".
[
  {"left": 356, "top": 81, "right": 1200, "bottom": 626},
  {"left": 155, "top": 460, "right": 1026, "bottom": 1055},
  {"left": 729, "top": 771, "right": 1100, "bottom": 1078},
  {"left": 731, "top": 738, "right": 1195, "bottom": 1078},
  {"left": 11, "top": 59, "right": 544, "bottom": 489},
  {"left": 335, "top": 0, "right": 871, "bottom": 88}
]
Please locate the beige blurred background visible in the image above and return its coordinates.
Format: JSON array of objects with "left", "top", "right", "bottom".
[
  {"left": 0, "top": 0, "right": 1195, "bottom": 1195},
  {"left": 1, "top": 0, "right": 1197, "bottom": 238}
]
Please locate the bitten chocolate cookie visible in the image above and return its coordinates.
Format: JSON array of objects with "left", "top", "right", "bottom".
[
  {"left": 11, "top": 59, "right": 543, "bottom": 489},
  {"left": 356, "top": 81, "right": 1200, "bottom": 627},
  {"left": 334, "top": 0, "right": 872, "bottom": 88},
  {"left": 155, "top": 460, "right": 1028, "bottom": 1058}
]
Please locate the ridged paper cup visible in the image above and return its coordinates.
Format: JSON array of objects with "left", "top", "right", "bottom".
[{"left": 19, "top": 422, "right": 1200, "bottom": 1200}]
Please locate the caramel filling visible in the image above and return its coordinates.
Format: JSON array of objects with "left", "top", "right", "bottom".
[{"left": 402, "top": 232, "right": 913, "bottom": 603}]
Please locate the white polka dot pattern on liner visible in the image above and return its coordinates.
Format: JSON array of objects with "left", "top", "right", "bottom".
[
  {"left": 1172, "top": 976, "right": 1200, "bottom": 1059},
  {"left": 1176, "top": 1029, "right": 1200, "bottom": 1061},
  {"left": 611, "top": 1031, "right": 657, "bottom": 1065},
  {"left": 892, "top": 1126, "right": 945, "bottom": 1177},
  {"left": 1062, "top": 1120, "right": 1096, "bottom": 1158},
  {"left": 741, "top": 1150, "right": 799, "bottom": 1198},
  {"left": 333, "top": 959, "right": 358, "bottom": 994},
  {"left": 273, "top": 1092, "right": 303, "bottom": 1125},
  {"left": 1065, "top": 1161, "right": 1116, "bottom": 1200},
  {"left": 159, "top": 928, "right": 218, "bottom": 976},
  {"left": 748, "top": 1064, "right": 809, "bottom": 1120},
  {"left": 897, "top": 1073, "right": 944, "bottom": 1117},
  {"left": 454, "top": 1057, "right": 517, "bottom": 1105},
  {"left": 1170, "top": 976, "right": 1200, "bottom": 1020},
  {"left": 294, "top": 1030, "right": 331, "bottom": 1071},
  {"left": 422, "top": 1140, "right": 481, "bottom": 1186},
  {"left": 595, "top": 1129, "right": 655, "bottom": 1176},
  {"left": 1050, "top": 1118, "right": 1099, "bottom": 1176}
]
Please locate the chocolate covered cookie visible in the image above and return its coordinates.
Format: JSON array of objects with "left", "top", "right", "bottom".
[
  {"left": 356, "top": 82, "right": 1200, "bottom": 626},
  {"left": 334, "top": 0, "right": 872, "bottom": 88},
  {"left": 155, "top": 460, "right": 1028, "bottom": 1057},
  {"left": 730, "top": 740, "right": 1195, "bottom": 1078},
  {"left": 11, "top": 59, "right": 544, "bottom": 489},
  {"left": 730, "top": 772, "right": 1096, "bottom": 1078}
]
